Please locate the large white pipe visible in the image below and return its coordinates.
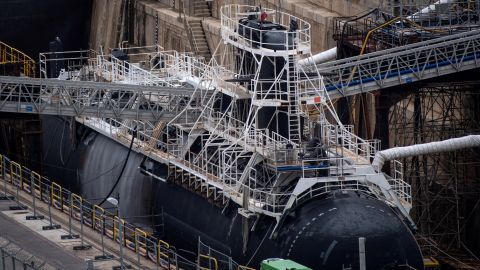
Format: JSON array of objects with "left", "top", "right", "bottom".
[
  {"left": 372, "top": 135, "right": 480, "bottom": 171},
  {"left": 407, "top": 0, "right": 454, "bottom": 20},
  {"left": 298, "top": 47, "right": 337, "bottom": 66}
]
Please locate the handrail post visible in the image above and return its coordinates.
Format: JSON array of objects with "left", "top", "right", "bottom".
[
  {"left": 42, "top": 184, "right": 61, "bottom": 230},
  {"left": 9, "top": 162, "right": 27, "bottom": 210},
  {"left": 0, "top": 156, "right": 13, "bottom": 201},
  {"left": 153, "top": 241, "right": 159, "bottom": 270},
  {"left": 26, "top": 171, "right": 44, "bottom": 220},
  {"left": 61, "top": 193, "right": 79, "bottom": 239},
  {"left": 137, "top": 233, "right": 141, "bottom": 267},
  {"left": 73, "top": 196, "right": 92, "bottom": 250}
]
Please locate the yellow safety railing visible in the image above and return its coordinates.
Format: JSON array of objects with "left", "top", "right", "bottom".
[
  {"left": 9, "top": 161, "right": 22, "bottom": 187},
  {"left": 158, "top": 239, "right": 170, "bottom": 262},
  {"left": 104, "top": 214, "right": 115, "bottom": 238},
  {"left": 0, "top": 41, "right": 35, "bottom": 77},
  {"left": 71, "top": 193, "right": 83, "bottom": 220},
  {"left": 93, "top": 205, "right": 105, "bottom": 231},
  {"left": 198, "top": 254, "right": 219, "bottom": 270},
  {"left": 31, "top": 171, "right": 42, "bottom": 200},
  {"left": 0, "top": 153, "right": 249, "bottom": 269},
  {"left": 124, "top": 224, "right": 136, "bottom": 251},
  {"left": 113, "top": 216, "right": 126, "bottom": 245},
  {"left": 134, "top": 228, "right": 148, "bottom": 256},
  {"left": 50, "top": 182, "right": 63, "bottom": 209}
]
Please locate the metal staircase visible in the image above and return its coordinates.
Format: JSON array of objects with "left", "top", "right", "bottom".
[
  {"left": 161, "top": 5, "right": 414, "bottom": 224},
  {"left": 186, "top": 19, "right": 211, "bottom": 62},
  {"left": 193, "top": 0, "right": 211, "bottom": 17},
  {"left": 0, "top": 4, "right": 441, "bottom": 230}
]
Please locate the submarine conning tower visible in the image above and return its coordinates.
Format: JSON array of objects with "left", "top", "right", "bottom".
[
  {"left": 163, "top": 4, "right": 423, "bottom": 269},
  {"left": 220, "top": 4, "right": 318, "bottom": 145},
  {"left": 32, "top": 4, "right": 424, "bottom": 269}
]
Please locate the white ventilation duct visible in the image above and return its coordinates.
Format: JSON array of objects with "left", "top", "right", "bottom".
[
  {"left": 407, "top": 0, "right": 454, "bottom": 20},
  {"left": 298, "top": 47, "right": 337, "bottom": 66},
  {"left": 372, "top": 135, "right": 480, "bottom": 171}
]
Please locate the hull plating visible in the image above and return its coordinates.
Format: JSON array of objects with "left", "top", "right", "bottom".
[{"left": 42, "top": 116, "right": 424, "bottom": 269}]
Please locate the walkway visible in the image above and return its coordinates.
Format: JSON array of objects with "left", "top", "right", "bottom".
[
  {"left": 317, "top": 29, "right": 480, "bottom": 99},
  {"left": 0, "top": 75, "right": 194, "bottom": 121},
  {"left": 0, "top": 200, "right": 85, "bottom": 269}
]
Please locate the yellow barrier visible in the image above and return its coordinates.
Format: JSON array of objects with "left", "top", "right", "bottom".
[
  {"left": 0, "top": 154, "right": 252, "bottom": 270},
  {"left": 135, "top": 228, "right": 148, "bottom": 256},
  {"left": 113, "top": 216, "right": 126, "bottom": 245},
  {"left": 51, "top": 182, "right": 63, "bottom": 209},
  {"left": 9, "top": 161, "right": 22, "bottom": 187},
  {"left": 104, "top": 214, "right": 115, "bottom": 239},
  {"left": 198, "top": 254, "right": 219, "bottom": 270},
  {"left": 158, "top": 239, "right": 170, "bottom": 262},
  {"left": 71, "top": 193, "right": 83, "bottom": 220},
  {"left": 31, "top": 171, "right": 42, "bottom": 200},
  {"left": 124, "top": 225, "right": 137, "bottom": 251},
  {"left": 0, "top": 41, "right": 35, "bottom": 77},
  {"left": 93, "top": 205, "right": 105, "bottom": 231}
]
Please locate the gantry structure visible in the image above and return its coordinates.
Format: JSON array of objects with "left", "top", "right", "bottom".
[
  {"left": 331, "top": 0, "right": 480, "bottom": 267},
  {"left": 0, "top": 1, "right": 479, "bottom": 267}
]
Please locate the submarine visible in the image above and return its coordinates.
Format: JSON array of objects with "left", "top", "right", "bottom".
[{"left": 39, "top": 5, "right": 424, "bottom": 270}]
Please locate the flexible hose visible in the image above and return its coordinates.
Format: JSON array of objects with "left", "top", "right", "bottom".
[{"left": 372, "top": 135, "right": 480, "bottom": 171}]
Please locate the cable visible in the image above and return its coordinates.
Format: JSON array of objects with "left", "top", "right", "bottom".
[
  {"left": 59, "top": 120, "right": 67, "bottom": 166},
  {"left": 98, "top": 127, "right": 137, "bottom": 206},
  {"left": 80, "top": 162, "right": 121, "bottom": 187},
  {"left": 246, "top": 223, "right": 273, "bottom": 266}
]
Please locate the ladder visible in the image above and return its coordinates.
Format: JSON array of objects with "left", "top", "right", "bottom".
[{"left": 287, "top": 54, "right": 302, "bottom": 145}]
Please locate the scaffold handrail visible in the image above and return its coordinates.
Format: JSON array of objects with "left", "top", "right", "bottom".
[
  {"left": 220, "top": 4, "right": 311, "bottom": 55},
  {"left": 0, "top": 41, "right": 35, "bottom": 77},
  {"left": 0, "top": 153, "right": 243, "bottom": 270},
  {"left": 0, "top": 75, "right": 193, "bottom": 121},
  {"left": 316, "top": 28, "right": 480, "bottom": 98}
]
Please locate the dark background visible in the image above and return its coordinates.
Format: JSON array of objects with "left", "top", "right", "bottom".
[{"left": 0, "top": 0, "right": 93, "bottom": 60}]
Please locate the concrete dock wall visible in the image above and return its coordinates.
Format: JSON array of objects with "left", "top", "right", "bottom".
[{"left": 89, "top": 0, "right": 379, "bottom": 54}]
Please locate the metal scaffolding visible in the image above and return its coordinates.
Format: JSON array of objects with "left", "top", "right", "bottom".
[
  {"left": 334, "top": 0, "right": 480, "bottom": 57},
  {"left": 389, "top": 83, "right": 480, "bottom": 268},
  {"left": 382, "top": 0, "right": 480, "bottom": 28},
  {"left": 0, "top": 41, "right": 35, "bottom": 77}
]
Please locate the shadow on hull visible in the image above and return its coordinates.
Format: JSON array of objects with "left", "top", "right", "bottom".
[{"left": 41, "top": 116, "right": 424, "bottom": 269}]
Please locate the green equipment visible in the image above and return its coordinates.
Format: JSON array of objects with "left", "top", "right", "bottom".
[{"left": 260, "top": 259, "right": 312, "bottom": 270}]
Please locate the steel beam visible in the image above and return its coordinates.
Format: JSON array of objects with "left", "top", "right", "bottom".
[
  {"left": 314, "top": 29, "right": 480, "bottom": 99},
  {"left": 0, "top": 76, "right": 194, "bottom": 121}
]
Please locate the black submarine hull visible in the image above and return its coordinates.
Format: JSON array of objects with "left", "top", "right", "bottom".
[{"left": 41, "top": 116, "right": 424, "bottom": 269}]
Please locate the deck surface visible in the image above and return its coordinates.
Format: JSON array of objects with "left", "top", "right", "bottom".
[{"left": 0, "top": 200, "right": 85, "bottom": 269}]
